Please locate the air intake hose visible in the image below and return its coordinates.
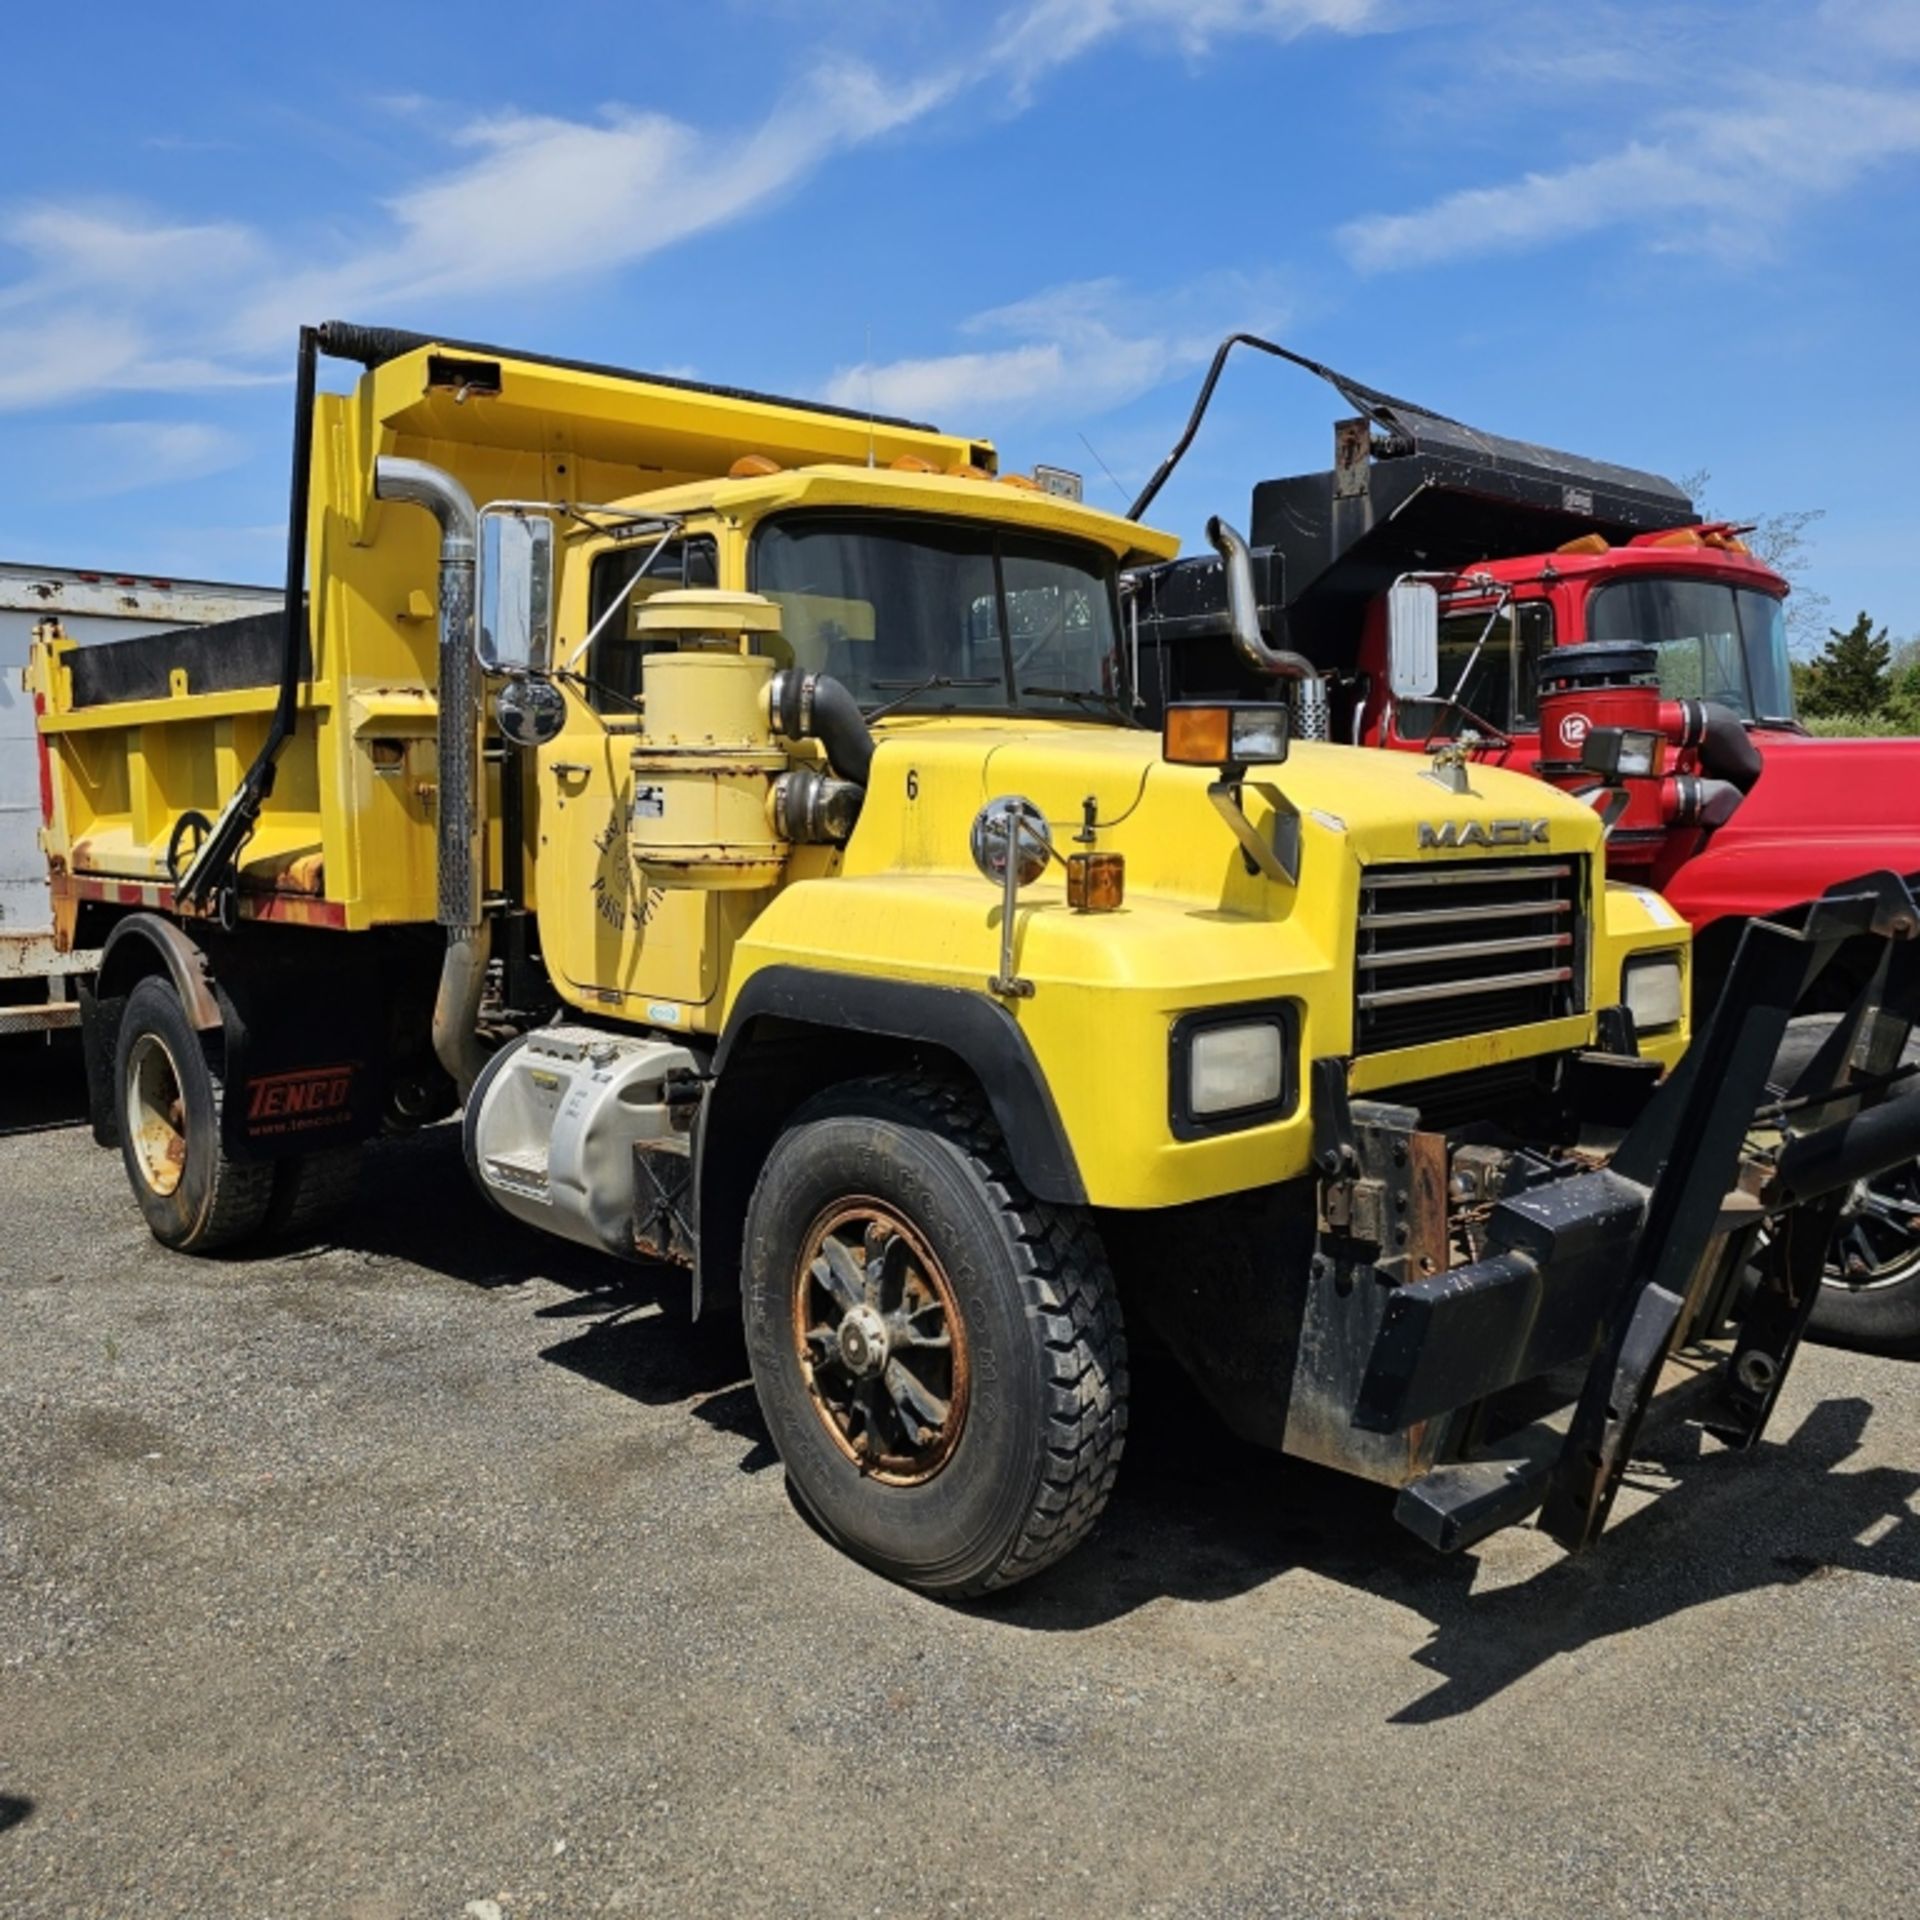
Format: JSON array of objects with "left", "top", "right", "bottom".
[
  {"left": 767, "top": 670, "right": 876, "bottom": 787},
  {"left": 1670, "top": 698, "right": 1763, "bottom": 795}
]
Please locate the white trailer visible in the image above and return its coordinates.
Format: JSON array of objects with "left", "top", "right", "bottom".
[{"left": 1, "top": 562, "right": 281, "bottom": 1035}]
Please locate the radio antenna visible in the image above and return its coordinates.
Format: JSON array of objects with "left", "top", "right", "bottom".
[{"left": 866, "top": 324, "right": 877, "bottom": 468}]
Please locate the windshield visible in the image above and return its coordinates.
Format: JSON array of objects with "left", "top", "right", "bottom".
[
  {"left": 1589, "top": 577, "right": 1795, "bottom": 723},
  {"left": 752, "top": 513, "right": 1125, "bottom": 715}
]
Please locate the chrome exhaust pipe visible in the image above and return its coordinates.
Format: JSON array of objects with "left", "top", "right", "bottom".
[
  {"left": 1206, "top": 516, "right": 1329, "bottom": 741},
  {"left": 373, "top": 455, "right": 490, "bottom": 1095}
]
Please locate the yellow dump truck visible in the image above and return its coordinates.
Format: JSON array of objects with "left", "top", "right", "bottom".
[{"left": 32, "top": 322, "right": 1920, "bottom": 1594}]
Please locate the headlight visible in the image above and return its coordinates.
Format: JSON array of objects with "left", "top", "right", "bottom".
[
  {"left": 1190, "top": 1023, "right": 1284, "bottom": 1114},
  {"left": 1580, "top": 725, "right": 1665, "bottom": 780},
  {"left": 1623, "top": 950, "right": 1684, "bottom": 1032}
]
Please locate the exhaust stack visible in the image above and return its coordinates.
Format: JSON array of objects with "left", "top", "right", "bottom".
[
  {"left": 1206, "top": 516, "right": 1329, "bottom": 741},
  {"left": 373, "top": 456, "right": 492, "bottom": 1096}
]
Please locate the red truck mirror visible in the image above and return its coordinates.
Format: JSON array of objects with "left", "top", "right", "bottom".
[{"left": 1386, "top": 578, "right": 1439, "bottom": 699}]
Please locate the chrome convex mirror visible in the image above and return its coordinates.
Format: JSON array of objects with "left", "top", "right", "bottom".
[
  {"left": 1386, "top": 578, "right": 1439, "bottom": 698},
  {"left": 970, "top": 797, "right": 1053, "bottom": 887},
  {"left": 495, "top": 676, "right": 567, "bottom": 748},
  {"left": 477, "top": 507, "right": 555, "bottom": 675},
  {"left": 971, "top": 797, "right": 1054, "bottom": 1000}
]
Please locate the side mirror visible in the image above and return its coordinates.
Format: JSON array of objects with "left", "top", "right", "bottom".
[
  {"left": 1386, "top": 579, "right": 1439, "bottom": 698},
  {"left": 477, "top": 508, "right": 555, "bottom": 675}
]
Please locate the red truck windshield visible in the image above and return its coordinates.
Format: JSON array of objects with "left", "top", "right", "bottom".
[{"left": 1589, "top": 577, "right": 1796, "bottom": 725}]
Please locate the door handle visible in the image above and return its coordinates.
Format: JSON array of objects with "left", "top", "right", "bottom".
[{"left": 550, "top": 761, "right": 591, "bottom": 779}]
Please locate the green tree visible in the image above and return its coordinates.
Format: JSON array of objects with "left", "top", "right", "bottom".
[
  {"left": 1887, "top": 637, "right": 1920, "bottom": 733},
  {"left": 1801, "top": 610, "right": 1892, "bottom": 717}
]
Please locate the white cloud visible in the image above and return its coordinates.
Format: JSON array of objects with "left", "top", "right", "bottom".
[
  {"left": 824, "top": 272, "right": 1288, "bottom": 424},
  {"left": 0, "top": 0, "right": 1358, "bottom": 414},
  {"left": 0, "top": 208, "right": 281, "bottom": 409},
  {"left": 58, "top": 421, "right": 249, "bottom": 497},
  {"left": 233, "top": 60, "right": 963, "bottom": 348},
  {"left": 988, "top": 0, "right": 1381, "bottom": 91},
  {"left": 1818, "top": 0, "right": 1920, "bottom": 61},
  {"left": 1340, "top": 74, "right": 1920, "bottom": 272}
]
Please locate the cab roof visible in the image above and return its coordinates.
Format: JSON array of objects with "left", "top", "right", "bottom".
[
  {"left": 607, "top": 463, "right": 1182, "bottom": 569},
  {"left": 350, "top": 334, "right": 1179, "bottom": 567}
]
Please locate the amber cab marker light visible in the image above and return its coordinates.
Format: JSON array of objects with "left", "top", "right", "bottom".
[
  {"left": 1163, "top": 705, "right": 1233, "bottom": 767},
  {"left": 1066, "top": 851, "right": 1125, "bottom": 912}
]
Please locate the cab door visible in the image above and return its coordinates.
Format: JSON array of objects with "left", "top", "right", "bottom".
[{"left": 535, "top": 533, "right": 741, "bottom": 1028}]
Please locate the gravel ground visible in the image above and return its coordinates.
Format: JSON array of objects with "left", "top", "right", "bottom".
[{"left": 1, "top": 1034, "right": 1916, "bottom": 1920}]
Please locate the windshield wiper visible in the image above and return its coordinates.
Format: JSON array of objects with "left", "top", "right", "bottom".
[
  {"left": 1020, "top": 685, "right": 1143, "bottom": 726},
  {"left": 864, "top": 674, "right": 999, "bottom": 721}
]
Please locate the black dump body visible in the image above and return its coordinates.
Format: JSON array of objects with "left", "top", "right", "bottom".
[{"left": 1133, "top": 377, "right": 1698, "bottom": 710}]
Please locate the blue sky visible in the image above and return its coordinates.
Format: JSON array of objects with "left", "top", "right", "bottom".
[{"left": 3, "top": 0, "right": 1918, "bottom": 646}]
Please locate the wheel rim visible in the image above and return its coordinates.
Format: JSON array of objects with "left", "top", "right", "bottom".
[
  {"left": 1824, "top": 1161, "right": 1920, "bottom": 1294},
  {"left": 126, "top": 1031, "right": 189, "bottom": 1198},
  {"left": 791, "top": 1199, "right": 970, "bottom": 1486}
]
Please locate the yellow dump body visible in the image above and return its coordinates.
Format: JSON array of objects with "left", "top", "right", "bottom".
[
  {"left": 31, "top": 344, "right": 1003, "bottom": 933},
  {"left": 32, "top": 336, "right": 1691, "bottom": 1214}
]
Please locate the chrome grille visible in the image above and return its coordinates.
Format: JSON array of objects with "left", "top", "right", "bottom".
[{"left": 1355, "top": 856, "right": 1586, "bottom": 1054}]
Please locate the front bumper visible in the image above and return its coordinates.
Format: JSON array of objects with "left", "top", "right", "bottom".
[{"left": 1303, "top": 871, "right": 1920, "bottom": 1555}]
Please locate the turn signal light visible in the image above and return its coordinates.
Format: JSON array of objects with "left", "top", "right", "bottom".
[
  {"left": 1066, "top": 851, "right": 1125, "bottom": 912},
  {"left": 1162, "top": 702, "right": 1292, "bottom": 769}
]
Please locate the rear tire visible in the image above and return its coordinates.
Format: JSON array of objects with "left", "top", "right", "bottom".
[
  {"left": 113, "top": 975, "right": 274, "bottom": 1253},
  {"left": 1776, "top": 1015, "right": 1920, "bottom": 1354},
  {"left": 742, "top": 1073, "right": 1127, "bottom": 1597}
]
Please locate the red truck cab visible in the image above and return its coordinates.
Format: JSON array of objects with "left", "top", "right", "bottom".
[
  {"left": 1360, "top": 528, "right": 1920, "bottom": 987},
  {"left": 1133, "top": 351, "right": 1920, "bottom": 1347}
]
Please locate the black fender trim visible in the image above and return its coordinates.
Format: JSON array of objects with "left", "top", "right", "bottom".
[
  {"left": 97, "top": 912, "right": 223, "bottom": 1030},
  {"left": 714, "top": 967, "right": 1087, "bottom": 1205}
]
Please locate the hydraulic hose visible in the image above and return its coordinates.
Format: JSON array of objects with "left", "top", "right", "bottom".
[
  {"left": 1128, "top": 332, "right": 1433, "bottom": 523},
  {"left": 174, "top": 324, "right": 320, "bottom": 909}
]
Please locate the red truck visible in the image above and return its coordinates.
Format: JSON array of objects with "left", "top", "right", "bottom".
[{"left": 1131, "top": 336, "right": 1920, "bottom": 1350}]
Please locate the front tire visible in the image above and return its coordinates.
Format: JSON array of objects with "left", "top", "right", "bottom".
[
  {"left": 1776, "top": 1015, "right": 1920, "bottom": 1354},
  {"left": 113, "top": 975, "right": 274, "bottom": 1253},
  {"left": 742, "top": 1074, "right": 1127, "bottom": 1597}
]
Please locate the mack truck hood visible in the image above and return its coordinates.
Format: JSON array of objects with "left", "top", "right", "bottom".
[
  {"left": 1663, "top": 732, "right": 1920, "bottom": 930},
  {"left": 849, "top": 719, "right": 1608, "bottom": 902},
  {"left": 731, "top": 718, "right": 1680, "bottom": 1208}
]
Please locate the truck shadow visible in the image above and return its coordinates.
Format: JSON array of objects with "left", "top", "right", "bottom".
[
  {"left": 994, "top": 1372, "right": 1920, "bottom": 1721},
  {"left": 324, "top": 1122, "right": 766, "bottom": 1455},
  {"left": 327, "top": 1125, "right": 1920, "bottom": 1711},
  {"left": 1376, "top": 1395, "right": 1920, "bottom": 1723}
]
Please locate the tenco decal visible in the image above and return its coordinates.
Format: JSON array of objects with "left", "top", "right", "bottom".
[
  {"left": 1417, "top": 819, "right": 1551, "bottom": 850},
  {"left": 246, "top": 1063, "right": 356, "bottom": 1136}
]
